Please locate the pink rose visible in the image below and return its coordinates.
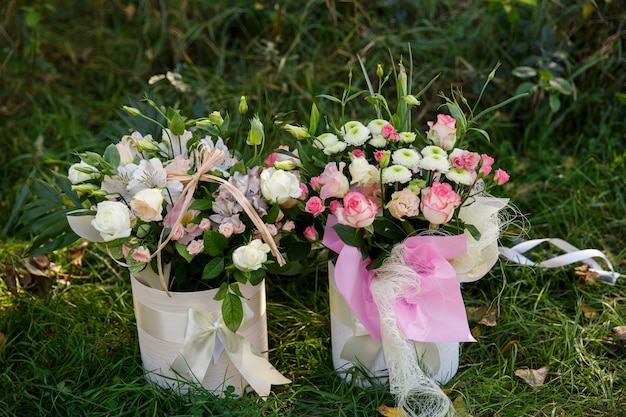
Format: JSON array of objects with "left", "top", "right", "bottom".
[
  {"left": 318, "top": 162, "right": 349, "bottom": 200},
  {"left": 187, "top": 239, "right": 204, "bottom": 255},
  {"left": 199, "top": 218, "right": 212, "bottom": 230},
  {"left": 303, "top": 225, "right": 318, "bottom": 241},
  {"left": 131, "top": 246, "right": 151, "bottom": 263},
  {"left": 218, "top": 222, "right": 235, "bottom": 238},
  {"left": 449, "top": 149, "right": 480, "bottom": 171},
  {"left": 386, "top": 188, "right": 420, "bottom": 221},
  {"left": 328, "top": 200, "right": 342, "bottom": 216},
  {"left": 420, "top": 182, "right": 461, "bottom": 225},
  {"left": 282, "top": 220, "right": 295, "bottom": 232},
  {"left": 494, "top": 169, "right": 510, "bottom": 185},
  {"left": 336, "top": 192, "right": 378, "bottom": 228},
  {"left": 305, "top": 196, "right": 325, "bottom": 216},
  {"left": 479, "top": 154, "right": 494, "bottom": 176},
  {"left": 427, "top": 114, "right": 457, "bottom": 150},
  {"left": 352, "top": 149, "right": 365, "bottom": 158},
  {"left": 381, "top": 123, "right": 399, "bottom": 141},
  {"left": 310, "top": 176, "right": 322, "bottom": 191}
]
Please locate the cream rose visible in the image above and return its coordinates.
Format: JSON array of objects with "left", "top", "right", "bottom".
[
  {"left": 232, "top": 240, "right": 271, "bottom": 272},
  {"left": 260, "top": 168, "right": 302, "bottom": 205},
  {"left": 130, "top": 188, "right": 164, "bottom": 222},
  {"left": 91, "top": 201, "right": 132, "bottom": 242},
  {"left": 386, "top": 188, "right": 420, "bottom": 220},
  {"left": 349, "top": 157, "right": 379, "bottom": 187}
]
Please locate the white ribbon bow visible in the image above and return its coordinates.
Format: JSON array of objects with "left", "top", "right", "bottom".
[{"left": 171, "top": 308, "right": 291, "bottom": 397}]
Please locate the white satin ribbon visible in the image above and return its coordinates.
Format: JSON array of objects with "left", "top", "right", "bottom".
[
  {"left": 499, "top": 238, "right": 620, "bottom": 284},
  {"left": 170, "top": 307, "right": 291, "bottom": 397}
]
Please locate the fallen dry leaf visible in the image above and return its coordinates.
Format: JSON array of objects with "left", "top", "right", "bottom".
[
  {"left": 515, "top": 366, "right": 550, "bottom": 386},
  {"left": 479, "top": 310, "right": 497, "bottom": 327},
  {"left": 611, "top": 326, "right": 626, "bottom": 342},
  {"left": 574, "top": 264, "right": 599, "bottom": 285},
  {"left": 581, "top": 304, "right": 598, "bottom": 319},
  {"left": 375, "top": 405, "right": 405, "bottom": 417}
]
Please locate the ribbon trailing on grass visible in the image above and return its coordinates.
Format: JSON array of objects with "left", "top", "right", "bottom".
[{"left": 499, "top": 238, "right": 620, "bottom": 284}]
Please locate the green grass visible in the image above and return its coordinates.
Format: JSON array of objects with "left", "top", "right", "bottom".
[{"left": 2, "top": 0, "right": 626, "bottom": 415}]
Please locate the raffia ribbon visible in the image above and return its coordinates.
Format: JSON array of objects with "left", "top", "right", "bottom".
[{"left": 153, "top": 146, "right": 286, "bottom": 293}]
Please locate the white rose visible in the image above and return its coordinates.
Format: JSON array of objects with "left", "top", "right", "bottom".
[
  {"left": 130, "top": 188, "right": 164, "bottom": 222},
  {"left": 349, "top": 157, "right": 379, "bottom": 187},
  {"left": 260, "top": 168, "right": 302, "bottom": 205},
  {"left": 91, "top": 201, "right": 132, "bottom": 242},
  {"left": 232, "top": 240, "right": 271, "bottom": 272},
  {"left": 68, "top": 161, "right": 98, "bottom": 184}
]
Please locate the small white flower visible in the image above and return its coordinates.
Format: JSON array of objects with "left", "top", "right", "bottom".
[
  {"left": 323, "top": 141, "right": 347, "bottom": 155},
  {"left": 313, "top": 133, "right": 339, "bottom": 149},
  {"left": 367, "top": 119, "right": 389, "bottom": 136},
  {"left": 421, "top": 145, "right": 447, "bottom": 157},
  {"left": 381, "top": 165, "right": 412, "bottom": 184},
  {"left": 445, "top": 168, "right": 474, "bottom": 185},
  {"left": 392, "top": 148, "right": 422, "bottom": 169},
  {"left": 368, "top": 134, "right": 388, "bottom": 148},
  {"left": 420, "top": 154, "right": 451, "bottom": 172},
  {"left": 340, "top": 121, "right": 370, "bottom": 146},
  {"left": 68, "top": 161, "right": 99, "bottom": 184},
  {"left": 128, "top": 158, "right": 168, "bottom": 196},
  {"left": 398, "top": 132, "right": 417, "bottom": 143}
]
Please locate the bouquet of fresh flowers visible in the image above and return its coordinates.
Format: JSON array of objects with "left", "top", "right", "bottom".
[
  {"left": 275, "top": 57, "right": 521, "bottom": 416},
  {"left": 23, "top": 98, "right": 295, "bottom": 395}
]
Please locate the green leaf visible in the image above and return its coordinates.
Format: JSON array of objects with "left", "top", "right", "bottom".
[
  {"left": 233, "top": 270, "right": 248, "bottom": 284},
  {"left": 616, "top": 92, "right": 626, "bottom": 105},
  {"left": 264, "top": 203, "right": 281, "bottom": 224},
  {"left": 229, "top": 283, "right": 244, "bottom": 298},
  {"left": 549, "top": 94, "right": 561, "bottom": 113},
  {"left": 332, "top": 224, "right": 362, "bottom": 249},
  {"left": 31, "top": 179, "right": 64, "bottom": 205},
  {"left": 202, "top": 257, "right": 225, "bottom": 280},
  {"left": 222, "top": 293, "right": 244, "bottom": 333},
  {"left": 203, "top": 230, "right": 228, "bottom": 256},
  {"left": 316, "top": 94, "right": 342, "bottom": 104},
  {"left": 469, "top": 127, "right": 491, "bottom": 142},
  {"left": 188, "top": 199, "right": 213, "bottom": 211},
  {"left": 175, "top": 242, "right": 196, "bottom": 263},
  {"left": 511, "top": 66, "right": 537, "bottom": 79},
  {"left": 214, "top": 282, "right": 228, "bottom": 300},
  {"left": 549, "top": 77, "right": 573, "bottom": 95},
  {"left": 515, "top": 82, "right": 536, "bottom": 96},
  {"left": 103, "top": 144, "right": 121, "bottom": 170},
  {"left": 286, "top": 241, "right": 312, "bottom": 262},
  {"left": 248, "top": 269, "right": 265, "bottom": 286}
]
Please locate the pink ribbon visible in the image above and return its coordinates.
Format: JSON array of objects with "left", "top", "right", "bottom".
[{"left": 323, "top": 216, "right": 476, "bottom": 343}]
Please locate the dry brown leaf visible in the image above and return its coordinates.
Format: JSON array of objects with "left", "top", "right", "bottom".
[
  {"left": 471, "top": 325, "right": 482, "bottom": 338},
  {"left": 375, "top": 405, "right": 405, "bottom": 417},
  {"left": 479, "top": 311, "right": 497, "bottom": 327},
  {"left": 581, "top": 304, "right": 598, "bottom": 319},
  {"left": 1, "top": 263, "right": 18, "bottom": 294},
  {"left": 574, "top": 264, "right": 599, "bottom": 285},
  {"left": 515, "top": 366, "right": 550, "bottom": 386},
  {"left": 466, "top": 306, "right": 489, "bottom": 322},
  {"left": 611, "top": 326, "right": 626, "bottom": 342}
]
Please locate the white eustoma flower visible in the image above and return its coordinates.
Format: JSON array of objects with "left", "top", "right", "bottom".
[
  {"left": 232, "top": 239, "right": 271, "bottom": 272},
  {"left": 340, "top": 121, "right": 370, "bottom": 146},
  {"left": 381, "top": 165, "right": 412, "bottom": 184},
  {"left": 91, "top": 201, "right": 132, "bottom": 242},
  {"left": 260, "top": 167, "right": 302, "bottom": 204},
  {"left": 392, "top": 148, "right": 422, "bottom": 169},
  {"left": 68, "top": 161, "right": 99, "bottom": 184}
]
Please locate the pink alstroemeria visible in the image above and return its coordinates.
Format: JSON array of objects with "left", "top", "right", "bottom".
[{"left": 494, "top": 169, "right": 510, "bottom": 185}]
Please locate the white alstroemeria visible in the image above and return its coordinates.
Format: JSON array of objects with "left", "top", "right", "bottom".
[
  {"left": 381, "top": 165, "right": 412, "bottom": 184},
  {"left": 367, "top": 119, "right": 389, "bottom": 136},
  {"left": 445, "top": 168, "right": 474, "bottom": 185},
  {"left": 101, "top": 163, "right": 139, "bottom": 200},
  {"left": 323, "top": 141, "right": 347, "bottom": 155},
  {"left": 68, "top": 161, "right": 99, "bottom": 184},
  {"left": 398, "top": 131, "right": 417, "bottom": 143},
  {"left": 340, "top": 121, "right": 370, "bottom": 146},
  {"left": 368, "top": 134, "right": 388, "bottom": 148},
  {"left": 420, "top": 153, "right": 451, "bottom": 173},
  {"left": 392, "top": 148, "right": 422, "bottom": 169},
  {"left": 160, "top": 128, "right": 193, "bottom": 158},
  {"left": 199, "top": 136, "right": 233, "bottom": 176},
  {"left": 128, "top": 158, "right": 168, "bottom": 197},
  {"left": 313, "top": 133, "right": 340, "bottom": 150}
]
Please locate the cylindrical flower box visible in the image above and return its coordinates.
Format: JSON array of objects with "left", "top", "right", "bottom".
[
  {"left": 329, "top": 262, "right": 460, "bottom": 385},
  {"left": 131, "top": 272, "right": 269, "bottom": 396}
]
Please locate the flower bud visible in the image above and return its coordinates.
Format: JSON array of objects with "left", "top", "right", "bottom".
[
  {"left": 376, "top": 63, "right": 384, "bottom": 79},
  {"left": 247, "top": 114, "right": 265, "bottom": 146},
  {"left": 208, "top": 111, "right": 224, "bottom": 128},
  {"left": 71, "top": 184, "right": 103, "bottom": 195},
  {"left": 403, "top": 95, "right": 421, "bottom": 106},
  {"left": 397, "top": 63, "right": 408, "bottom": 97},
  {"left": 274, "top": 160, "right": 296, "bottom": 171},
  {"left": 238, "top": 96, "right": 248, "bottom": 115},
  {"left": 122, "top": 106, "right": 142, "bottom": 117},
  {"left": 283, "top": 124, "right": 309, "bottom": 140},
  {"left": 133, "top": 139, "right": 161, "bottom": 153},
  {"left": 378, "top": 150, "right": 391, "bottom": 169}
]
